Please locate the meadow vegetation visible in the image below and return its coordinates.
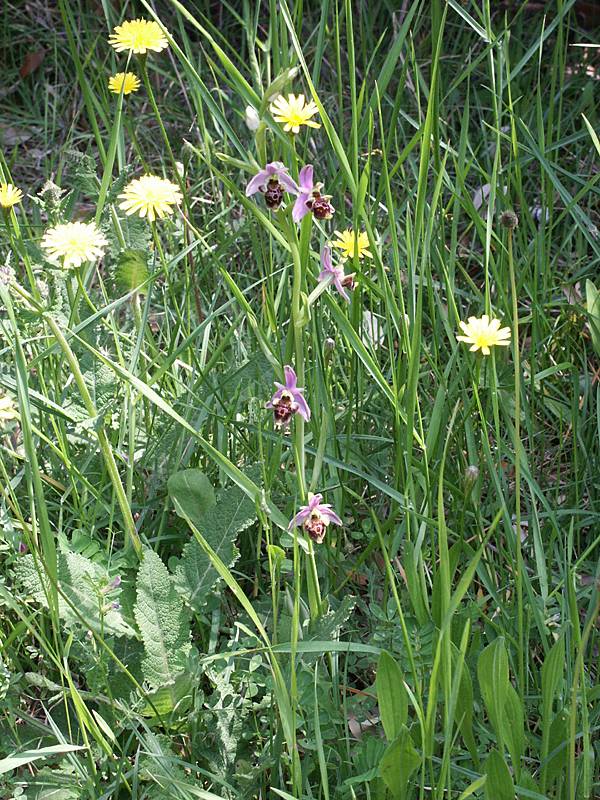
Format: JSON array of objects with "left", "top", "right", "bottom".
[{"left": 0, "top": 1, "right": 599, "bottom": 798}]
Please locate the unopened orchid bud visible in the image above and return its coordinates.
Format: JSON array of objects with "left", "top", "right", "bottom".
[{"left": 245, "top": 105, "right": 260, "bottom": 131}]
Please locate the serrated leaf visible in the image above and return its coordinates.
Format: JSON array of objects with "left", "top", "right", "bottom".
[
  {"left": 376, "top": 650, "right": 408, "bottom": 742},
  {"left": 134, "top": 548, "right": 191, "bottom": 689},
  {"left": 173, "top": 483, "right": 256, "bottom": 612}
]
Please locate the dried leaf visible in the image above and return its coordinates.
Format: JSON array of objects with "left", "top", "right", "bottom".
[{"left": 19, "top": 49, "right": 46, "bottom": 79}]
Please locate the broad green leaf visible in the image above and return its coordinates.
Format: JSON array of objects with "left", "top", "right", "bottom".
[
  {"left": 172, "top": 483, "right": 256, "bottom": 612},
  {"left": 141, "top": 672, "right": 193, "bottom": 718},
  {"left": 484, "top": 750, "right": 514, "bottom": 800},
  {"left": 115, "top": 249, "right": 149, "bottom": 294},
  {"left": 167, "top": 469, "right": 216, "bottom": 526},
  {"left": 455, "top": 659, "right": 478, "bottom": 765},
  {"left": 477, "top": 638, "right": 509, "bottom": 744},
  {"left": 544, "top": 707, "right": 570, "bottom": 787},
  {"left": 457, "top": 775, "right": 487, "bottom": 799},
  {"left": 501, "top": 682, "right": 525, "bottom": 773},
  {"left": 379, "top": 725, "right": 421, "bottom": 800},
  {"left": 376, "top": 650, "right": 408, "bottom": 742},
  {"left": 541, "top": 631, "right": 565, "bottom": 784},
  {"left": 134, "top": 548, "right": 191, "bottom": 690}
]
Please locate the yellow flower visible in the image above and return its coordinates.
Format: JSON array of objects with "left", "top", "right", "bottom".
[
  {"left": 0, "top": 394, "right": 18, "bottom": 423},
  {"left": 41, "top": 221, "right": 108, "bottom": 269},
  {"left": 108, "top": 19, "right": 169, "bottom": 55},
  {"left": 456, "top": 314, "right": 511, "bottom": 355},
  {"left": 108, "top": 72, "right": 141, "bottom": 95},
  {"left": 118, "top": 175, "right": 182, "bottom": 222},
  {"left": 0, "top": 183, "right": 23, "bottom": 209},
  {"left": 331, "top": 229, "right": 372, "bottom": 260},
  {"left": 269, "top": 93, "right": 320, "bottom": 134}
]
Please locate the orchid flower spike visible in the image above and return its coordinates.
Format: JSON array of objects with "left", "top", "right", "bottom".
[
  {"left": 292, "top": 165, "right": 335, "bottom": 223},
  {"left": 288, "top": 492, "right": 342, "bottom": 543},
  {"left": 246, "top": 162, "right": 298, "bottom": 211},
  {"left": 266, "top": 365, "right": 311, "bottom": 429},
  {"left": 318, "top": 245, "right": 355, "bottom": 301}
]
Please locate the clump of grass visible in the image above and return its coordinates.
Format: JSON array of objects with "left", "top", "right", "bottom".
[{"left": 0, "top": 1, "right": 599, "bottom": 799}]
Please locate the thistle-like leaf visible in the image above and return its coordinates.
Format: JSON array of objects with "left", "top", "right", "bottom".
[
  {"left": 134, "top": 548, "right": 191, "bottom": 689},
  {"left": 170, "top": 474, "right": 256, "bottom": 613}
]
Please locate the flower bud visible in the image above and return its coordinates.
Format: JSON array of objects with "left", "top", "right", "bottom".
[
  {"left": 245, "top": 105, "right": 260, "bottom": 131},
  {"left": 500, "top": 210, "right": 519, "bottom": 229},
  {"left": 464, "top": 464, "right": 479, "bottom": 486}
]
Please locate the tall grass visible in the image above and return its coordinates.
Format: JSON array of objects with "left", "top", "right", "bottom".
[{"left": 0, "top": 1, "right": 598, "bottom": 798}]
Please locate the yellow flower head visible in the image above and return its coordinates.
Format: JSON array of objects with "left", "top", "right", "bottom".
[
  {"left": 108, "top": 72, "right": 141, "bottom": 95},
  {"left": 331, "top": 229, "right": 372, "bottom": 260},
  {"left": 0, "top": 394, "right": 18, "bottom": 423},
  {"left": 0, "top": 183, "right": 23, "bottom": 209},
  {"left": 41, "top": 221, "right": 108, "bottom": 269},
  {"left": 456, "top": 314, "right": 511, "bottom": 355},
  {"left": 269, "top": 93, "right": 320, "bottom": 134},
  {"left": 108, "top": 19, "right": 169, "bottom": 55},
  {"left": 118, "top": 175, "right": 182, "bottom": 222}
]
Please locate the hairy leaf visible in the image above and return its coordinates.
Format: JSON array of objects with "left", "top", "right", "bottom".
[
  {"left": 170, "top": 474, "right": 256, "bottom": 612},
  {"left": 14, "top": 552, "right": 133, "bottom": 637},
  {"left": 134, "top": 548, "right": 191, "bottom": 689}
]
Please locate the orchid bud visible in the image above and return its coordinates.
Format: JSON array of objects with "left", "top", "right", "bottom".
[{"left": 245, "top": 105, "right": 260, "bottom": 131}]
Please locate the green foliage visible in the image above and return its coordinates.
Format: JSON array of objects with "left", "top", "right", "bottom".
[
  {"left": 379, "top": 725, "right": 421, "bottom": 800},
  {"left": 134, "top": 548, "right": 192, "bottom": 690},
  {"left": 1, "top": 1, "right": 599, "bottom": 798},
  {"left": 376, "top": 650, "right": 408, "bottom": 742},
  {"left": 172, "top": 482, "right": 256, "bottom": 613},
  {"left": 115, "top": 248, "right": 150, "bottom": 294},
  {"left": 14, "top": 552, "right": 133, "bottom": 636}
]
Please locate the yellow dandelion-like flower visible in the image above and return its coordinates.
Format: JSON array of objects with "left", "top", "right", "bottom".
[
  {"left": 0, "top": 394, "right": 18, "bottom": 423},
  {"left": 269, "top": 93, "right": 320, "bottom": 134},
  {"left": 0, "top": 183, "right": 23, "bottom": 209},
  {"left": 108, "top": 72, "right": 141, "bottom": 95},
  {"left": 41, "top": 221, "right": 108, "bottom": 269},
  {"left": 108, "top": 18, "right": 169, "bottom": 55},
  {"left": 331, "top": 229, "right": 372, "bottom": 260},
  {"left": 456, "top": 314, "right": 511, "bottom": 356},
  {"left": 118, "top": 175, "right": 182, "bottom": 222}
]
